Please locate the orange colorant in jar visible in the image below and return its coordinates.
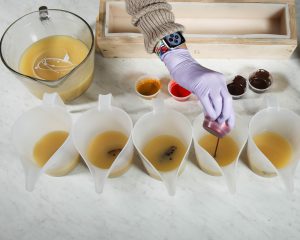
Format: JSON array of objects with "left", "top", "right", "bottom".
[{"left": 136, "top": 78, "right": 161, "bottom": 96}]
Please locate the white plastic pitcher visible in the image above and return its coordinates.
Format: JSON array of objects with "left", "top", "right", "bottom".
[
  {"left": 72, "top": 94, "right": 134, "bottom": 193},
  {"left": 132, "top": 99, "right": 193, "bottom": 196},
  {"left": 247, "top": 97, "right": 300, "bottom": 192},
  {"left": 11, "top": 93, "right": 80, "bottom": 191},
  {"left": 193, "top": 113, "right": 248, "bottom": 193}
]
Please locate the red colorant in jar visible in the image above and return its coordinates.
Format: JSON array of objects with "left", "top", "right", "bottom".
[{"left": 170, "top": 84, "right": 191, "bottom": 97}]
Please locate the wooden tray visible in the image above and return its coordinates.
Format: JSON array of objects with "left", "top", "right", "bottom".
[{"left": 96, "top": 0, "right": 297, "bottom": 58}]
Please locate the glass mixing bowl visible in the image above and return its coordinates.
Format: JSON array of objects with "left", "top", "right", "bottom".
[{"left": 0, "top": 6, "right": 95, "bottom": 102}]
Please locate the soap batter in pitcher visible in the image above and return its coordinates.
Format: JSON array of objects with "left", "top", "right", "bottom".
[
  {"left": 19, "top": 35, "right": 89, "bottom": 80},
  {"left": 33, "top": 130, "right": 80, "bottom": 176},
  {"left": 253, "top": 131, "right": 292, "bottom": 169},
  {"left": 33, "top": 130, "right": 69, "bottom": 167},
  {"left": 19, "top": 35, "right": 93, "bottom": 101},
  {"left": 142, "top": 135, "right": 187, "bottom": 172},
  {"left": 198, "top": 134, "right": 239, "bottom": 167},
  {"left": 87, "top": 131, "right": 128, "bottom": 169}
]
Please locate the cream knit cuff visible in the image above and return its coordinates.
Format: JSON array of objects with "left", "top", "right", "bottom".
[{"left": 126, "top": 0, "right": 185, "bottom": 53}]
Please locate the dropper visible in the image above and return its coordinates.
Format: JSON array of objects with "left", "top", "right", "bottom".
[{"left": 202, "top": 116, "right": 230, "bottom": 158}]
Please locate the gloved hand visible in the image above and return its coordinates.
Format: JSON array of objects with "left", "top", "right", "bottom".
[{"left": 161, "top": 48, "right": 235, "bottom": 129}]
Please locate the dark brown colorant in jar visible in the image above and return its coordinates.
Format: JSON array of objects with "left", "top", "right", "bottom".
[
  {"left": 227, "top": 84, "right": 244, "bottom": 96},
  {"left": 249, "top": 69, "right": 272, "bottom": 90},
  {"left": 227, "top": 75, "right": 247, "bottom": 96}
]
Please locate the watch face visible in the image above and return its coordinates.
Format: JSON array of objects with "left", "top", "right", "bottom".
[{"left": 163, "top": 32, "right": 185, "bottom": 48}]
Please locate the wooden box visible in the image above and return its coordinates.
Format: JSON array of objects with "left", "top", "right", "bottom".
[{"left": 96, "top": 0, "right": 297, "bottom": 58}]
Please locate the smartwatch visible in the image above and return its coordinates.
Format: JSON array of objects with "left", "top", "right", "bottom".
[{"left": 155, "top": 31, "right": 186, "bottom": 59}]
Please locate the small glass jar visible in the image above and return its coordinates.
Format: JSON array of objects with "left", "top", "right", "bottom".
[
  {"left": 249, "top": 69, "right": 273, "bottom": 93},
  {"left": 203, "top": 116, "right": 230, "bottom": 138}
]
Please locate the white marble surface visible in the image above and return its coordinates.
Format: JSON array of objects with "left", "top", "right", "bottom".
[{"left": 1, "top": 0, "right": 300, "bottom": 240}]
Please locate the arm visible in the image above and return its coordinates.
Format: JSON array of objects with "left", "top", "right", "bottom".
[
  {"left": 125, "top": 0, "right": 184, "bottom": 53},
  {"left": 125, "top": 0, "right": 234, "bottom": 130}
]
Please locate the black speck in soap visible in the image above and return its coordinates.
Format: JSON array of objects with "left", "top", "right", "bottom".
[
  {"left": 107, "top": 148, "right": 122, "bottom": 157},
  {"left": 159, "top": 146, "right": 177, "bottom": 162},
  {"left": 164, "top": 146, "right": 177, "bottom": 157}
]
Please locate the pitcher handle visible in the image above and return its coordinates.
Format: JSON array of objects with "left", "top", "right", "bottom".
[
  {"left": 153, "top": 98, "right": 165, "bottom": 114},
  {"left": 43, "top": 92, "right": 65, "bottom": 108},
  {"left": 264, "top": 94, "right": 279, "bottom": 109},
  {"left": 39, "top": 6, "right": 49, "bottom": 21},
  {"left": 98, "top": 94, "right": 112, "bottom": 111}
]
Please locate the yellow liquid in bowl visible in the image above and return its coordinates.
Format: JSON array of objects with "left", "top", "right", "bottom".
[
  {"left": 142, "top": 135, "right": 187, "bottom": 172},
  {"left": 19, "top": 35, "right": 93, "bottom": 101},
  {"left": 253, "top": 131, "right": 292, "bottom": 169},
  {"left": 198, "top": 134, "right": 239, "bottom": 167},
  {"left": 87, "top": 131, "right": 129, "bottom": 169},
  {"left": 33, "top": 130, "right": 80, "bottom": 176},
  {"left": 19, "top": 35, "right": 88, "bottom": 80}
]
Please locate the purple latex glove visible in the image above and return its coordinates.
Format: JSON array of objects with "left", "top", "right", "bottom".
[{"left": 162, "top": 48, "right": 235, "bottom": 129}]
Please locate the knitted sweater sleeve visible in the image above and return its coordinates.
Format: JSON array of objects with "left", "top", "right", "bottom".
[{"left": 125, "top": 0, "right": 184, "bottom": 53}]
